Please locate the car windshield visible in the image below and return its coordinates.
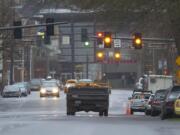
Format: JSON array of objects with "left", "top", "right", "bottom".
[
  {"left": 67, "top": 80, "right": 76, "bottom": 83},
  {"left": 4, "top": 85, "right": 19, "bottom": 91},
  {"left": 155, "top": 90, "right": 166, "bottom": 100},
  {"left": 133, "top": 93, "right": 150, "bottom": 99},
  {"left": 168, "top": 87, "right": 180, "bottom": 100},
  {"left": 78, "top": 79, "right": 93, "bottom": 83},
  {"left": 42, "top": 82, "right": 57, "bottom": 87},
  {"left": 30, "top": 79, "right": 41, "bottom": 85},
  {"left": 169, "top": 91, "right": 180, "bottom": 100}
]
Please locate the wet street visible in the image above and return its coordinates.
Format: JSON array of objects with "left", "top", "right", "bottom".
[{"left": 0, "top": 90, "right": 180, "bottom": 135}]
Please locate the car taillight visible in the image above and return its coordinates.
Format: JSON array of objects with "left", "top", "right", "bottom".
[
  {"left": 166, "top": 101, "right": 174, "bottom": 107},
  {"left": 176, "top": 101, "right": 180, "bottom": 108},
  {"left": 152, "top": 100, "right": 160, "bottom": 104}
]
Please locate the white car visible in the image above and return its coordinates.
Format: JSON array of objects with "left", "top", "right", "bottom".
[
  {"left": 2, "top": 85, "right": 22, "bottom": 98},
  {"left": 40, "top": 81, "right": 60, "bottom": 97},
  {"left": 64, "top": 79, "right": 78, "bottom": 93},
  {"left": 14, "top": 82, "right": 30, "bottom": 96}
]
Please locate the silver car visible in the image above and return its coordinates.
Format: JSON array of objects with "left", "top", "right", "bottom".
[
  {"left": 2, "top": 85, "right": 22, "bottom": 98},
  {"left": 130, "top": 92, "right": 151, "bottom": 114},
  {"left": 14, "top": 82, "right": 30, "bottom": 96}
]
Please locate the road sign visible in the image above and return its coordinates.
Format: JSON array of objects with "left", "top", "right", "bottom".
[
  {"left": 62, "top": 35, "right": 70, "bottom": 45},
  {"left": 114, "top": 39, "right": 121, "bottom": 48},
  {"left": 176, "top": 56, "right": 180, "bottom": 66}
]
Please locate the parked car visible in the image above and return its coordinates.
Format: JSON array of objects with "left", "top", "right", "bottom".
[
  {"left": 174, "top": 95, "right": 180, "bottom": 116},
  {"left": 14, "top": 82, "right": 30, "bottom": 96},
  {"left": 160, "top": 86, "right": 180, "bottom": 120},
  {"left": 129, "top": 92, "right": 151, "bottom": 114},
  {"left": 144, "top": 94, "right": 154, "bottom": 115},
  {"left": 29, "top": 79, "right": 42, "bottom": 91},
  {"left": 64, "top": 79, "right": 77, "bottom": 93},
  {"left": 2, "top": 85, "right": 22, "bottom": 98},
  {"left": 150, "top": 89, "right": 167, "bottom": 116},
  {"left": 40, "top": 81, "right": 60, "bottom": 97}
]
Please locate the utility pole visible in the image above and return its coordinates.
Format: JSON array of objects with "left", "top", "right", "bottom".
[
  {"left": 10, "top": 0, "right": 15, "bottom": 84},
  {"left": 86, "top": 54, "right": 89, "bottom": 78},
  {"left": 71, "top": 23, "right": 75, "bottom": 79},
  {"left": 30, "top": 46, "right": 32, "bottom": 80}
]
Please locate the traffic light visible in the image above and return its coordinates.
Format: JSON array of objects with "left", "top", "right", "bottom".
[
  {"left": 96, "top": 32, "right": 104, "bottom": 45},
  {"left": 81, "top": 28, "right": 90, "bottom": 46},
  {"left": 132, "top": 32, "right": 142, "bottom": 49},
  {"left": 104, "top": 32, "right": 112, "bottom": 48},
  {"left": 46, "top": 18, "right": 54, "bottom": 36},
  {"left": 114, "top": 51, "right": 121, "bottom": 62},
  {"left": 81, "top": 28, "right": 88, "bottom": 42},
  {"left": 84, "top": 41, "right": 90, "bottom": 47},
  {"left": 13, "top": 21, "right": 22, "bottom": 39},
  {"left": 96, "top": 51, "right": 105, "bottom": 62}
]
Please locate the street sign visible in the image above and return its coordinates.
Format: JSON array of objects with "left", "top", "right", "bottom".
[
  {"left": 99, "top": 44, "right": 104, "bottom": 48},
  {"left": 62, "top": 35, "right": 70, "bottom": 45},
  {"left": 114, "top": 39, "right": 121, "bottom": 48},
  {"left": 176, "top": 56, "right": 180, "bottom": 66}
]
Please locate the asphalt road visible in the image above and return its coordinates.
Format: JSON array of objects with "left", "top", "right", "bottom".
[{"left": 0, "top": 90, "right": 180, "bottom": 135}]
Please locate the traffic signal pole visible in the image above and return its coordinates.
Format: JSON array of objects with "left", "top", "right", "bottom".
[
  {"left": 71, "top": 23, "right": 75, "bottom": 79},
  {"left": 10, "top": 40, "right": 14, "bottom": 84},
  {"left": 86, "top": 54, "right": 89, "bottom": 79}
]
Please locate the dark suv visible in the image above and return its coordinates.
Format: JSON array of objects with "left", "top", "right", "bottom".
[
  {"left": 160, "top": 86, "right": 180, "bottom": 120},
  {"left": 151, "top": 89, "right": 167, "bottom": 116}
]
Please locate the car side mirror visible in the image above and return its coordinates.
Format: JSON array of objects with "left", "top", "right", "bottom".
[{"left": 128, "top": 97, "right": 132, "bottom": 100}]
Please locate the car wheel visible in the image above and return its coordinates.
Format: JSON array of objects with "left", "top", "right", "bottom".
[
  {"left": 104, "top": 110, "right": 108, "bottom": 116},
  {"left": 99, "top": 111, "right": 103, "bottom": 116},
  {"left": 160, "top": 107, "right": 167, "bottom": 120},
  {"left": 24, "top": 93, "right": 28, "bottom": 97},
  {"left": 151, "top": 108, "right": 158, "bottom": 116},
  {"left": 71, "top": 112, "right": 75, "bottom": 116},
  {"left": 145, "top": 109, "right": 151, "bottom": 116}
]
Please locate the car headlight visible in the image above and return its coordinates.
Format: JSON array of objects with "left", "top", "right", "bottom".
[
  {"left": 40, "top": 88, "right": 46, "bottom": 94},
  {"left": 52, "top": 88, "right": 59, "bottom": 93}
]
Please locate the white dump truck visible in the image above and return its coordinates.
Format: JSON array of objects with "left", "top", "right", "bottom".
[{"left": 136, "top": 75, "right": 173, "bottom": 93}]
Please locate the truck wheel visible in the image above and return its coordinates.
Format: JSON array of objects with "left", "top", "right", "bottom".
[
  {"left": 104, "top": 110, "right": 108, "bottom": 116},
  {"left": 130, "top": 109, "right": 134, "bottom": 115},
  {"left": 56, "top": 94, "right": 60, "bottom": 98},
  {"left": 99, "top": 111, "right": 103, "bottom": 116},
  {"left": 67, "top": 112, "right": 71, "bottom": 115}
]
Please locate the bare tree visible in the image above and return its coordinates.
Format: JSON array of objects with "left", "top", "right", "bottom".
[{"left": 0, "top": 0, "right": 14, "bottom": 87}]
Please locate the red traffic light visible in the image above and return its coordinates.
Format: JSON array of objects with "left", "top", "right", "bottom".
[{"left": 97, "top": 32, "right": 104, "bottom": 38}]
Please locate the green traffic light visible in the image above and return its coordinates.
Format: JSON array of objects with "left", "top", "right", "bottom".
[{"left": 84, "top": 41, "right": 90, "bottom": 47}]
